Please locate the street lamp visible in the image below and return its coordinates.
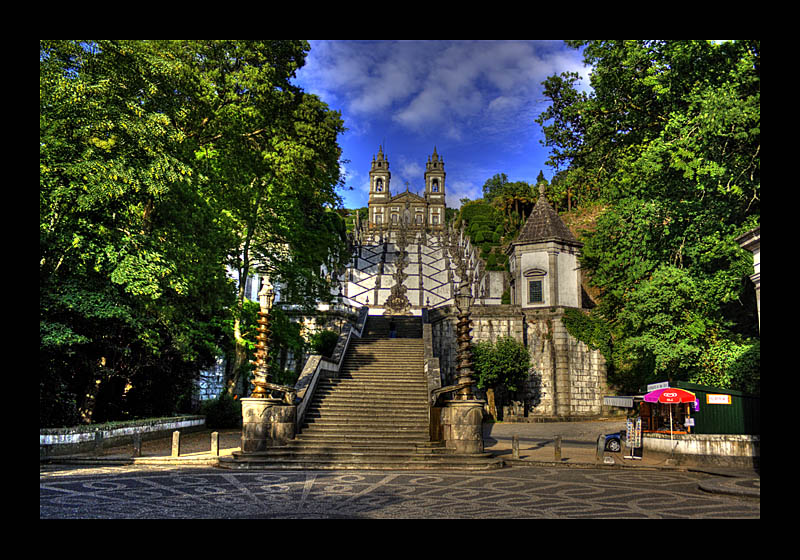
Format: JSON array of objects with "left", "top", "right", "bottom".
[
  {"left": 251, "top": 276, "right": 275, "bottom": 398},
  {"left": 454, "top": 280, "right": 475, "bottom": 400}
]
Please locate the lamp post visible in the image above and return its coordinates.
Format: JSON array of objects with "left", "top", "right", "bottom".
[
  {"left": 453, "top": 280, "right": 475, "bottom": 400},
  {"left": 250, "top": 276, "right": 275, "bottom": 398}
]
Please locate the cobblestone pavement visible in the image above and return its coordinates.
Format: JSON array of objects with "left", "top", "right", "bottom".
[{"left": 40, "top": 465, "right": 759, "bottom": 519}]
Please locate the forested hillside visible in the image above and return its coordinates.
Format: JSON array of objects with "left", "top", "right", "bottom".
[
  {"left": 537, "top": 40, "right": 760, "bottom": 394},
  {"left": 460, "top": 41, "right": 760, "bottom": 395}
]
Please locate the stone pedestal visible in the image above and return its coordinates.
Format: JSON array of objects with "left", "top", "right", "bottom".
[
  {"left": 240, "top": 398, "right": 296, "bottom": 453},
  {"left": 441, "top": 399, "right": 485, "bottom": 454}
]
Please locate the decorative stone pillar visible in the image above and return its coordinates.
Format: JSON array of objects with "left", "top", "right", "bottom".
[
  {"left": 241, "top": 398, "right": 296, "bottom": 453},
  {"left": 441, "top": 399, "right": 485, "bottom": 454}
]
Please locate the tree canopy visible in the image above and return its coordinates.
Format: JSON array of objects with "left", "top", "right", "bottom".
[
  {"left": 536, "top": 40, "right": 759, "bottom": 393},
  {"left": 40, "top": 40, "right": 348, "bottom": 426}
]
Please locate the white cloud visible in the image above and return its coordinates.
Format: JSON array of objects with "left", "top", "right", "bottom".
[
  {"left": 446, "top": 179, "right": 482, "bottom": 209},
  {"left": 297, "top": 40, "right": 589, "bottom": 140}
]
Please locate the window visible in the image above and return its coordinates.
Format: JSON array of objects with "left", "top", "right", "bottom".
[
  {"left": 375, "top": 178, "right": 383, "bottom": 192},
  {"left": 432, "top": 179, "right": 439, "bottom": 192},
  {"left": 528, "top": 280, "right": 544, "bottom": 304},
  {"left": 431, "top": 215, "right": 439, "bottom": 225}
]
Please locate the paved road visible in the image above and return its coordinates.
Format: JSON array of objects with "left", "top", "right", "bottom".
[
  {"left": 40, "top": 464, "right": 759, "bottom": 519},
  {"left": 484, "top": 419, "right": 628, "bottom": 449}
]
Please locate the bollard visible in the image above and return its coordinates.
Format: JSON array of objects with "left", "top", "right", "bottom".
[
  {"left": 596, "top": 434, "right": 605, "bottom": 464},
  {"left": 133, "top": 432, "right": 142, "bottom": 457},
  {"left": 171, "top": 430, "right": 181, "bottom": 457},
  {"left": 554, "top": 435, "right": 562, "bottom": 462},
  {"left": 211, "top": 431, "right": 219, "bottom": 456},
  {"left": 94, "top": 431, "right": 104, "bottom": 454},
  {"left": 512, "top": 435, "right": 519, "bottom": 459}
]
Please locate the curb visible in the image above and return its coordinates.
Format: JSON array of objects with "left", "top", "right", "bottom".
[
  {"left": 501, "top": 458, "right": 686, "bottom": 471},
  {"left": 41, "top": 454, "right": 224, "bottom": 467},
  {"left": 696, "top": 473, "right": 760, "bottom": 499}
]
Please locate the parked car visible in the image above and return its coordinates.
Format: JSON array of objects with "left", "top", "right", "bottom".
[{"left": 604, "top": 431, "right": 624, "bottom": 452}]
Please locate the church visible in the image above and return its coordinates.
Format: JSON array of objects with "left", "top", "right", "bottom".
[{"left": 367, "top": 145, "right": 447, "bottom": 230}]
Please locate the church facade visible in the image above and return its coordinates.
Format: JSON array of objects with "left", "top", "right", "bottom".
[{"left": 367, "top": 146, "right": 447, "bottom": 230}]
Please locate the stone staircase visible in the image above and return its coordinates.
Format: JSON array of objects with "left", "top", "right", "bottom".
[{"left": 219, "top": 316, "right": 502, "bottom": 470}]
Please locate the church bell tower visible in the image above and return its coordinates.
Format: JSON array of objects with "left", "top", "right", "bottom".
[
  {"left": 424, "top": 147, "right": 446, "bottom": 227},
  {"left": 368, "top": 146, "right": 391, "bottom": 227}
]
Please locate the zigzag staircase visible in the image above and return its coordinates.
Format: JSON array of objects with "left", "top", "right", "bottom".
[{"left": 220, "top": 316, "right": 502, "bottom": 470}]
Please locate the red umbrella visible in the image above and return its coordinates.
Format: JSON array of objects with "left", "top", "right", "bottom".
[
  {"left": 643, "top": 388, "right": 696, "bottom": 404},
  {"left": 643, "top": 388, "right": 697, "bottom": 444}
]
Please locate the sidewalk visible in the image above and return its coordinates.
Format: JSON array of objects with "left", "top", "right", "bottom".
[
  {"left": 47, "top": 429, "right": 242, "bottom": 466},
  {"left": 482, "top": 422, "right": 760, "bottom": 499}
]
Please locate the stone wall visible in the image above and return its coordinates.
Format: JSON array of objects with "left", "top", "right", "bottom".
[{"left": 429, "top": 305, "right": 607, "bottom": 420}]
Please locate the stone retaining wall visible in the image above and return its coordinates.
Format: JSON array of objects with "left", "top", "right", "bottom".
[
  {"left": 429, "top": 305, "right": 607, "bottom": 420},
  {"left": 643, "top": 433, "right": 760, "bottom": 468}
]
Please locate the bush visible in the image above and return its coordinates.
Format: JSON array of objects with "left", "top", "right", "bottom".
[
  {"left": 473, "top": 337, "right": 531, "bottom": 421},
  {"left": 473, "top": 336, "right": 531, "bottom": 392},
  {"left": 309, "top": 329, "right": 339, "bottom": 358},
  {"left": 199, "top": 393, "right": 242, "bottom": 429},
  {"left": 728, "top": 340, "right": 759, "bottom": 396}
]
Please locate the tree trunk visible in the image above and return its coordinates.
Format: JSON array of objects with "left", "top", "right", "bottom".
[
  {"left": 225, "top": 227, "right": 254, "bottom": 398},
  {"left": 487, "top": 387, "right": 498, "bottom": 422},
  {"left": 78, "top": 357, "right": 107, "bottom": 424}
]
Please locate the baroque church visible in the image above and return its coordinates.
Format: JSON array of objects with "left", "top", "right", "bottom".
[{"left": 366, "top": 145, "right": 447, "bottom": 230}]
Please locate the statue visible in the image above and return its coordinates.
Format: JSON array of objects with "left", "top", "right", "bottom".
[{"left": 383, "top": 216, "right": 413, "bottom": 316}]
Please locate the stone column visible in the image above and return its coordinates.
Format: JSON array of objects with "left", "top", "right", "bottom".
[
  {"left": 547, "top": 248, "right": 559, "bottom": 307},
  {"left": 441, "top": 399, "right": 485, "bottom": 454},
  {"left": 241, "top": 398, "right": 296, "bottom": 453}
]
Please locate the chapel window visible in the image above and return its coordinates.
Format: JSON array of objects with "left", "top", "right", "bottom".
[{"left": 528, "top": 280, "right": 544, "bottom": 304}]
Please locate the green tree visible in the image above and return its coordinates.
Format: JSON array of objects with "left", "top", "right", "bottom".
[
  {"left": 40, "top": 40, "right": 349, "bottom": 424},
  {"left": 473, "top": 337, "right": 531, "bottom": 421},
  {"left": 40, "top": 40, "right": 234, "bottom": 425},
  {"left": 536, "top": 40, "right": 759, "bottom": 392},
  {"left": 153, "top": 40, "right": 348, "bottom": 396}
]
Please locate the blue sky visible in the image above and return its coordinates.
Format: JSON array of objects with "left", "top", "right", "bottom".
[{"left": 291, "top": 40, "right": 593, "bottom": 210}]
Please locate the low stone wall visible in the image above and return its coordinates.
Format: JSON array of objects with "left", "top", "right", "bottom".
[
  {"left": 643, "top": 433, "right": 760, "bottom": 468},
  {"left": 40, "top": 416, "right": 206, "bottom": 459},
  {"left": 429, "top": 305, "right": 607, "bottom": 420}
]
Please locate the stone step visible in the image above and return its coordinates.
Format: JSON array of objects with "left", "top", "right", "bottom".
[
  {"left": 293, "top": 433, "right": 428, "bottom": 445},
  {"left": 298, "top": 428, "right": 430, "bottom": 441},
  {"left": 218, "top": 312, "right": 501, "bottom": 471},
  {"left": 312, "top": 385, "right": 427, "bottom": 394},
  {"left": 218, "top": 450, "right": 503, "bottom": 471},
  {"left": 305, "top": 405, "right": 427, "bottom": 415},
  {"left": 315, "top": 379, "right": 427, "bottom": 397},
  {"left": 302, "top": 416, "right": 428, "bottom": 427}
]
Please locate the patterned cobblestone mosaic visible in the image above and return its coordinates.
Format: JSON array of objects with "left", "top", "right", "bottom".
[{"left": 40, "top": 466, "right": 759, "bottom": 519}]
